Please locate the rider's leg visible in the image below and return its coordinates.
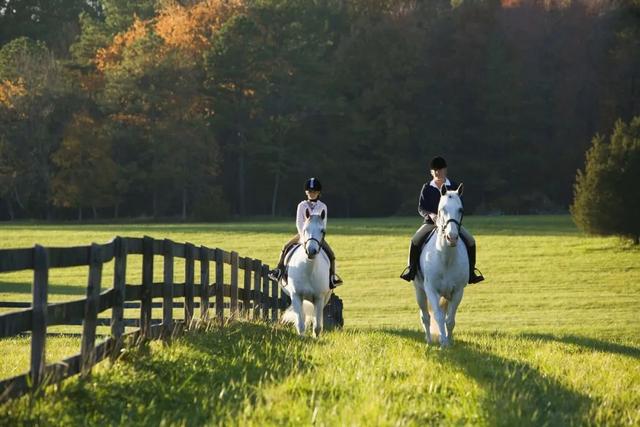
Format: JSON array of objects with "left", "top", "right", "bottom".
[
  {"left": 268, "top": 234, "right": 300, "bottom": 281},
  {"left": 321, "top": 240, "right": 342, "bottom": 287},
  {"left": 460, "top": 227, "right": 484, "bottom": 284},
  {"left": 400, "top": 224, "right": 435, "bottom": 281}
]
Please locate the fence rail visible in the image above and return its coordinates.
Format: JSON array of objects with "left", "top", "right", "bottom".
[{"left": 0, "top": 236, "right": 290, "bottom": 403}]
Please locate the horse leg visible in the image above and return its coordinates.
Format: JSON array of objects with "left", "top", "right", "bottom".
[
  {"left": 313, "top": 298, "right": 324, "bottom": 338},
  {"left": 291, "top": 294, "right": 305, "bottom": 336},
  {"left": 445, "top": 288, "right": 464, "bottom": 344},
  {"left": 414, "top": 284, "right": 432, "bottom": 344},
  {"left": 425, "top": 287, "right": 448, "bottom": 348}
]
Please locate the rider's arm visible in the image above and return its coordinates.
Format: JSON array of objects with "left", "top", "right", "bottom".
[
  {"left": 321, "top": 202, "right": 328, "bottom": 229},
  {"left": 296, "top": 202, "right": 305, "bottom": 235},
  {"left": 418, "top": 184, "right": 435, "bottom": 222}
]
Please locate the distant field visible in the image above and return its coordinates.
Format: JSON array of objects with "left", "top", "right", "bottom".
[{"left": 1, "top": 216, "right": 639, "bottom": 426}]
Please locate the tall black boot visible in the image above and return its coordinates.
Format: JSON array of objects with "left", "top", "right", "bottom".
[
  {"left": 400, "top": 243, "right": 421, "bottom": 282},
  {"left": 467, "top": 244, "right": 485, "bottom": 284},
  {"left": 329, "top": 258, "right": 343, "bottom": 288}
]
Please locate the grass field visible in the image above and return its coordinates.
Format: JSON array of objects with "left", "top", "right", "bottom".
[{"left": 0, "top": 216, "right": 639, "bottom": 426}]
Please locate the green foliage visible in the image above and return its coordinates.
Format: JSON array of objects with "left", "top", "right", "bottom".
[
  {"left": 1, "top": 0, "right": 640, "bottom": 220},
  {"left": 571, "top": 117, "right": 640, "bottom": 244}
]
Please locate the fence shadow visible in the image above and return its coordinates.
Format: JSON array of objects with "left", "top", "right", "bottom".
[{"left": 381, "top": 328, "right": 593, "bottom": 426}]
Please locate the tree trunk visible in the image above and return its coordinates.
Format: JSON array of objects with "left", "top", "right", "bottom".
[
  {"left": 78, "top": 207, "right": 82, "bottom": 222},
  {"left": 114, "top": 203, "right": 119, "bottom": 219},
  {"left": 153, "top": 190, "right": 158, "bottom": 219},
  {"left": 6, "top": 198, "right": 14, "bottom": 221},
  {"left": 92, "top": 205, "right": 97, "bottom": 219},
  {"left": 237, "top": 135, "right": 246, "bottom": 216},
  {"left": 182, "top": 187, "right": 187, "bottom": 221},
  {"left": 271, "top": 172, "right": 280, "bottom": 217},
  {"left": 634, "top": 235, "right": 639, "bottom": 245}
]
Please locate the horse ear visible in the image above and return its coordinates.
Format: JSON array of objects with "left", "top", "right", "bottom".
[
  {"left": 305, "top": 208, "right": 310, "bottom": 219},
  {"left": 440, "top": 183, "right": 448, "bottom": 196},
  {"left": 457, "top": 183, "right": 464, "bottom": 196},
  {"left": 321, "top": 209, "right": 326, "bottom": 220}
]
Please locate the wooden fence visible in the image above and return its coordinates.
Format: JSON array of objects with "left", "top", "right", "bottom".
[{"left": 0, "top": 236, "right": 290, "bottom": 403}]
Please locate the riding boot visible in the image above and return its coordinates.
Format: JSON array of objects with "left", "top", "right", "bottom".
[
  {"left": 400, "top": 243, "right": 421, "bottom": 282},
  {"left": 329, "top": 258, "right": 343, "bottom": 289},
  {"left": 268, "top": 251, "right": 287, "bottom": 281},
  {"left": 467, "top": 244, "right": 485, "bottom": 284}
]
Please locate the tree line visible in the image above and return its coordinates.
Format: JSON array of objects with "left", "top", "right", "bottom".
[{"left": 1, "top": 0, "right": 639, "bottom": 221}]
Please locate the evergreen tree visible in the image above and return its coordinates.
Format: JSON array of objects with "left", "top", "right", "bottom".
[{"left": 571, "top": 117, "right": 640, "bottom": 244}]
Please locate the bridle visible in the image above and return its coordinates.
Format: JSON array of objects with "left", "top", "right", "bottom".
[
  {"left": 303, "top": 219, "right": 325, "bottom": 258},
  {"left": 438, "top": 206, "right": 464, "bottom": 238}
]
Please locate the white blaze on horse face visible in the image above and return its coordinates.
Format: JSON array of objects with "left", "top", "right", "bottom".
[
  {"left": 439, "top": 191, "right": 463, "bottom": 246},
  {"left": 303, "top": 215, "right": 323, "bottom": 258}
]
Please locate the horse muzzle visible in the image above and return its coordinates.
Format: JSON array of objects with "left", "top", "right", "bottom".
[{"left": 445, "top": 234, "right": 459, "bottom": 246}]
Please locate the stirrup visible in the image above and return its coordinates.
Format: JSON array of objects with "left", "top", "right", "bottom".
[
  {"left": 469, "top": 268, "right": 485, "bottom": 284},
  {"left": 268, "top": 269, "right": 282, "bottom": 282},
  {"left": 400, "top": 266, "right": 416, "bottom": 282},
  {"left": 330, "top": 274, "right": 343, "bottom": 289}
]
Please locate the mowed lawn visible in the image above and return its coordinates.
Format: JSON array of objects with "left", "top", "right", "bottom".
[{"left": 0, "top": 216, "right": 639, "bottom": 426}]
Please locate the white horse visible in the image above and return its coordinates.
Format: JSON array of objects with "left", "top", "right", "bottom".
[
  {"left": 414, "top": 183, "right": 469, "bottom": 348},
  {"left": 280, "top": 209, "right": 332, "bottom": 337}
]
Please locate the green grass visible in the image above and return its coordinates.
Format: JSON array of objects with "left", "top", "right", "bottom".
[{"left": 0, "top": 216, "right": 639, "bottom": 426}]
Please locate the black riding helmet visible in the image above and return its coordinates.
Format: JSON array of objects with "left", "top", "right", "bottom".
[
  {"left": 304, "top": 177, "right": 322, "bottom": 192},
  {"left": 430, "top": 156, "right": 447, "bottom": 170}
]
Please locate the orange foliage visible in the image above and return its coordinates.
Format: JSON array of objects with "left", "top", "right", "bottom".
[
  {"left": 156, "top": 1, "right": 245, "bottom": 53},
  {"left": 96, "top": 1, "right": 246, "bottom": 71},
  {"left": 96, "top": 17, "right": 149, "bottom": 71},
  {"left": 0, "top": 78, "right": 27, "bottom": 109}
]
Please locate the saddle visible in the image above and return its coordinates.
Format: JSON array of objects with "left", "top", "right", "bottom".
[{"left": 280, "top": 243, "right": 329, "bottom": 284}]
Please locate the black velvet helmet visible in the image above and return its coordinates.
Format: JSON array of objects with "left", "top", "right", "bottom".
[
  {"left": 304, "top": 177, "right": 322, "bottom": 191},
  {"left": 430, "top": 156, "right": 447, "bottom": 170}
]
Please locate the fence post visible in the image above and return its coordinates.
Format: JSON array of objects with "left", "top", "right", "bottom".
[
  {"left": 253, "top": 259, "right": 262, "bottom": 320},
  {"left": 200, "top": 246, "right": 210, "bottom": 321},
  {"left": 31, "top": 244, "right": 48, "bottom": 390},
  {"left": 111, "top": 237, "right": 127, "bottom": 358},
  {"left": 271, "top": 273, "right": 278, "bottom": 322},
  {"left": 243, "top": 258, "right": 252, "bottom": 318},
  {"left": 261, "top": 265, "right": 270, "bottom": 321},
  {"left": 215, "top": 249, "right": 224, "bottom": 321},
  {"left": 230, "top": 251, "right": 239, "bottom": 317},
  {"left": 162, "top": 239, "right": 174, "bottom": 339},
  {"left": 81, "top": 243, "right": 102, "bottom": 376},
  {"left": 184, "top": 243, "right": 195, "bottom": 325},
  {"left": 141, "top": 236, "right": 153, "bottom": 339}
]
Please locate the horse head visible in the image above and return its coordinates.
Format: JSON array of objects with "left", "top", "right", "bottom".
[
  {"left": 437, "top": 183, "right": 464, "bottom": 247},
  {"left": 302, "top": 208, "right": 326, "bottom": 259}
]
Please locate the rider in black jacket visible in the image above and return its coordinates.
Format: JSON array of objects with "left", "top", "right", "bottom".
[{"left": 400, "top": 156, "right": 485, "bottom": 284}]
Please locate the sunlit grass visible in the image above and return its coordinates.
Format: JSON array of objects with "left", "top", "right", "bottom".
[{"left": 0, "top": 216, "right": 639, "bottom": 425}]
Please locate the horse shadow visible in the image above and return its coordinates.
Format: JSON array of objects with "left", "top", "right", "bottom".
[
  {"left": 517, "top": 332, "right": 640, "bottom": 360},
  {"left": 381, "top": 328, "right": 593, "bottom": 426}
]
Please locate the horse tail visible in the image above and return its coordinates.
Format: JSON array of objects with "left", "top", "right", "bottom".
[
  {"left": 429, "top": 297, "right": 449, "bottom": 338},
  {"left": 280, "top": 301, "right": 314, "bottom": 325}
]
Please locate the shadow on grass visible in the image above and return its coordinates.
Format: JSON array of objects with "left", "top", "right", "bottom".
[
  {"left": 0, "top": 281, "right": 85, "bottom": 297},
  {"left": 382, "top": 328, "right": 592, "bottom": 426},
  {"left": 0, "top": 215, "right": 582, "bottom": 237},
  {"left": 518, "top": 332, "right": 640, "bottom": 360},
  {"left": 0, "top": 322, "right": 309, "bottom": 426}
]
